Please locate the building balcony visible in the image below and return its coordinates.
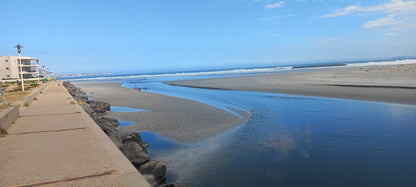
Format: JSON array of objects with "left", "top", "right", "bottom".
[
  {"left": 19, "top": 64, "right": 38, "bottom": 67},
  {"left": 20, "top": 71, "right": 39, "bottom": 74}
]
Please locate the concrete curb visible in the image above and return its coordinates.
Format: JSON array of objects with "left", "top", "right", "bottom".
[
  {"left": 0, "top": 105, "right": 19, "bottom": 131},
  {"left": 62, "top": 82, "right": 151, "bottom": 187},
  {"left": 14, "top": 82, "right": 50, "bottom": 107}
]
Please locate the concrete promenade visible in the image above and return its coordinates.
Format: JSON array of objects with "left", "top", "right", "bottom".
[{"left": 0, "top": 81, "right": 150, "bottom": 187}]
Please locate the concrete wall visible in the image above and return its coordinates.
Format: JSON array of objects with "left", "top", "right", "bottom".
[
  {"left": 14, "top": 82, "right": 49, "bottom": 107},
  {"left": 0, "top": 56, "right": 19, "bottom": 79},
  {"left": 0, "top": 106, "right": 19, "bottom": 131}
]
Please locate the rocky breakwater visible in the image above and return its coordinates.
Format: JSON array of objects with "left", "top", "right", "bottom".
[{"left": 63, "top": 82, "right": 189, "bottom": 187}]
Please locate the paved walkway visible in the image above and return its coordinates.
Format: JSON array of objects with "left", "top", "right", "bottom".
[{"left": 0, "top": 81, "right": 149, "bottom": 187}]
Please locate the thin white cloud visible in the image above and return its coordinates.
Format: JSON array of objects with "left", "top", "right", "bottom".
[
  {"left": 318, "top": 37, "right": 335, "bottom": 42},
  {"left": 260, "top": 13, "right": 293, "bottom": 21},
  {"left": 321, "top": 0, "right": 416, "bottom": 34},
  {"left": 265, "top": 1, "right": 285, "bottom": 9},
  {"left": 264, "top": 31, "right": 279, "bottom": 38},
  {"left": 321, "top": 5, "right": 361, "bottom": 18}
]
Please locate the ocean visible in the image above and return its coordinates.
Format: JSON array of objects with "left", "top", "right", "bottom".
[{"left": 62, "top": 59, "right": 416, "bottom": 186}]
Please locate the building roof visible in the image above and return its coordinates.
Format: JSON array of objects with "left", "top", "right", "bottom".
[{"left": 0, "top": 56, "right": 38, "bottom": 60}]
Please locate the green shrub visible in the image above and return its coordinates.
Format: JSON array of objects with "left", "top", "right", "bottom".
[
  {"left": 30, "top": 83, "right": 39, "bottom": 87},
  {"left": 1, "top": 128, "right": 8, "bottom": 135}
]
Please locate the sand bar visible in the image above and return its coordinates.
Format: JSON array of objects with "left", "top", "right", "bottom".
[
  {"left": 167, "top": 63, "right": 416, "bottom": 105},
  {"left": 73, "top": 82, "right": 248, "bottom": 143}
]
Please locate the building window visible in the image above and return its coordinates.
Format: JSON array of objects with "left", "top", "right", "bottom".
[
  {"left": 5, "top": 60, "right": 8, "bottom": 62},
  {"left": 6, "top": 67, "right": 9, "bottom": 70},
  {"left": 7, "top": 75, "right": 10, "bottom": 77}
]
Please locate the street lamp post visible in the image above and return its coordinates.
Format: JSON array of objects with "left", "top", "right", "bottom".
[
  {"left": 36, "top": 60, "right": 40, "bottom": 83},
  {"left": 0, "top": 82, "right": 7, "bottom": 106},
  {"left": 14, "top": 44, "right": 24, "bottom": 91}
]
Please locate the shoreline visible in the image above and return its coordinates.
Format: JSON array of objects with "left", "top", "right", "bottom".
[
  {"left": 63, "top": 82, "right": 190, "bottom": 187},
  {"left": 73, "top": 82, "right": 249, "bottom": 143},
  {"left": 166, "top": 63, "right": 416, "bottom": 105}
]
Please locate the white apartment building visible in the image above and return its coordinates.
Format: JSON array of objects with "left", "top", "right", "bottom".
[{"left": 0, "top": 56, "right": 40, "bottom": 82}]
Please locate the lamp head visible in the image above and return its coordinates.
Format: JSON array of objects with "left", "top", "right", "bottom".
[{"left": 14, "top": 44, "right": 23, "bottom": 54}]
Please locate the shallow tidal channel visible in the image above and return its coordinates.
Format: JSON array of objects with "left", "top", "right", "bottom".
[{"left": 117, "top": 80, "right": 416, "bottom": 187}]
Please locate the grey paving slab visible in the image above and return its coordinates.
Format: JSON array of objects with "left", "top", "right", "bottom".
[{"left": 7, "top": 113, "right": 87, "bottom": 134}]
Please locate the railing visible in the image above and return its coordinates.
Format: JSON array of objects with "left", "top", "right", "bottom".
[
  {"left": 20, "top": 71, "right": 39, "bottom": 74},
  {"left": 19, "top": 64, "right": 38, "bottom": 67}
]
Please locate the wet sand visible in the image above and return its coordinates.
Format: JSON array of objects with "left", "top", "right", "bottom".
[
  {"left": 167, "top": 64, "right": 416, "bottom": 105},
  {"left": 73, "top": 82, "right": 249, "bottom": 143}
]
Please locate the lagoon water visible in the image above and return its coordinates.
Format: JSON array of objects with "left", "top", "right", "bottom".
[{"left": 120, "top": 77, "right": 416, "bottom": 187}]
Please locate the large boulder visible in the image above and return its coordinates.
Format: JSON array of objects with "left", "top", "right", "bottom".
[
  {"left": 120, "top": 142, "right": 151, "bottom": 166},
  {"left": 89, "top": 101, "right": 111, "bottom": 113},
  {"left": 119, "top": 132, "right": 149, "bottom": 153},
  {"left": 138, "top": 160, "right": 167, "bottom": 184},
  {"left": 120, "top": 131, "right": 142, "bottom": 143},
  {"left": 95, "top": 117, "right": 119, "bottom": 134},
  {"left": 73, "top": 94, "right": 88, "bottom": 102}
]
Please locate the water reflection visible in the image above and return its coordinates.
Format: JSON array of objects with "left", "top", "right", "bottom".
[
  {"left": 117, "top": 118, "right": 135, "bottom": 127},
  {"left": 388, "top": 104, "right": 416, "bottom": 120},
  {"left": 111, "top": 106, "right": 147, "bottom": 112},
  {"left": 122, "top": 81, "right": 416, "bottom": 186}
]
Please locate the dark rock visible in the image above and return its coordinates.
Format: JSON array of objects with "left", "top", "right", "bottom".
[
  {"left": 103, "top": 117, "right": 119, "bottom": 127},
  {"left": 87, "top": 100, "right": 95, "bottom": 104},
  {"left": 120, "top": 142, "right": 151, "bottom": 166},
  {"left": 143, "top": 174, "right": 159, "bottom": 187},
  {"left": 119, "top": 132, "right": 148, "bottom": 153},
  {"left": 95, "top": 117, "right": 119, "bottom": 134},
  {"left": 120, "top": 131, "right": 142, "bottom": 144},
  {"left": 89, "top": 101, "right": 111, "bottom": 113},
  {"left": 138, "top": 160, "right": 167, "bottom": 184},
  {"left": 72, "top": 94, "right": 88, "bottom": 102},
  {"left": 140, "top": 142, "right": 150, "bottom": 149}
]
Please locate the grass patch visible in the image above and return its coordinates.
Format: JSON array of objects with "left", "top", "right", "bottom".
[
  {"left": 30, "top": 83, "right": 39, "bottom": 87},
  {"left": 2, "top": 81, "right": 43, "bottom": 104},
  {"left": 69, "top": 101, "right": 76, "bottom": 104}
]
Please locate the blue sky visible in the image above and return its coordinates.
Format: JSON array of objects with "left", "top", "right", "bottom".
[{"left": 1, "top": 0, "right": 415, "bottom": 74}]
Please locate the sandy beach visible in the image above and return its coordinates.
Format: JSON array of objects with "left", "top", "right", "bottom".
[
  {"left": 167, "top": 64, "right": 416, "bottom": 105},
  {"left": 72, "top": 64, "right": 416, "bottom": 143},
  {"left": 73, "top": 82, "right": 248, "bottom": 143}
]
